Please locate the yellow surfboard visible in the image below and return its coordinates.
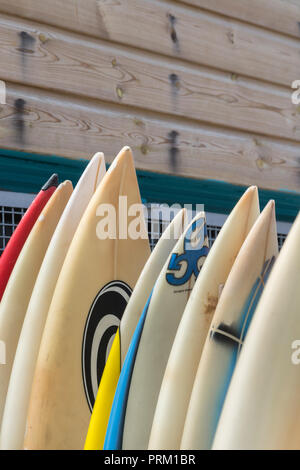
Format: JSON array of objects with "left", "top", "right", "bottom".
[
  {"left": 85, "top": 208, "right": 186, "bottom": 450},
  {"left": 24, "top": 147, "right": 150, "bottom": 450},
  {"left": 0, "top": 181, "right": 72, "bottom": 427}
]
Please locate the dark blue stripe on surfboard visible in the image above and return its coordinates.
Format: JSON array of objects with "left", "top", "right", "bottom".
[
  {"left": 103, "top": 291, "right": 153, "bottom": 450},
  {"left": 210, "top": 256, "right": 276, "bottom": 448}
]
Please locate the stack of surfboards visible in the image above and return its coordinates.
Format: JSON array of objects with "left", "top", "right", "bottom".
[
  {"left": 0, "top": 144, "right": 298, "bottom": 450},
  {"left": 1, "top": 153, "right": 106, "bottom": 449},
  {"left": 0, "top": 146, "right": 150, "bottom": 450}
]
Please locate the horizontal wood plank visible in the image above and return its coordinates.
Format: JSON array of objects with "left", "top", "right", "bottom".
[
  {"left": 178, "top": 0, "right": 300, "bottom": 39},
  {"left": 0, "top": 0, "right": 298, "bottom": 87},
  {"left": 1, "top": 83, "right": 300, "bottom": 193},
  {"left": 0, "top": 15, "right": 299, "bottom": 141}
]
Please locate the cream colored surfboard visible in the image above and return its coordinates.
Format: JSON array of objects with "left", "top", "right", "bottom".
[
  {"left": 213, "top": 211, "right": 300, "bottom": 450},
  {"left": 180, "top": 200, "right": 278, "bottom": 450},
  {"left": 0, "top": 154, "right": 105, "bottom": 450},
  {"left": 85, "top": 208, "right": 186, "bottom": 450},
  {"left": 24, "top": 147, "right": 150, "bottom": 450},
  {"left": 0, "top": 181, "right": 72, "bottom": 427},
  {"left": 120, "top": 208, "right": 187, "bottom": 366},
  {"left": 148, "top": 186, "right": 260, "bottom": 450},
  {"left": 122, "top": 211, "right": 209, "bottom": 450}
]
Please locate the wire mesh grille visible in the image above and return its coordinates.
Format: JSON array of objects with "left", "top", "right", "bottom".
[
  {"left": 0, "top": 206, "right": 27, "bottom": 255},
  {"left": 277, "top": 233, "right": 287, "bottom": 250},
  {"left": 0, "top": 204, "right": 288, "bottom": 256},
  {"left": 147, "top": 215, "right": 287, "bottom": 251}
]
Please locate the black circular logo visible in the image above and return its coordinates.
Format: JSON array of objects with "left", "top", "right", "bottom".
[{"left": 82, "top": 280, "right": 132, "bottom": 411}]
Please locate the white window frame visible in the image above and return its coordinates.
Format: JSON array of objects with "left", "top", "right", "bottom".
[
  {"left": 0, "top": 190, "right": 35, "bottom": 208},
  {"left": 206, "top": 212, "right": 292, "bottom": 237}
]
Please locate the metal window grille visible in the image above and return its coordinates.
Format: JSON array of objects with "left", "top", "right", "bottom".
[
  {"left": 207, "top": 225, "right": 222, "bottom": 248},
  {"left": 0, "top": 195, "right": 291, "bottom": 256},
  {"left": 0, "top": 191, "right": 35, "bottom": 256},
  {"left": 277, "top": 233, "right": 287, "bottom": 250},
  {"left": 145, "top": 205, "right": 289, "bottom": 251},
  {"left": 0, "top": 206, "right": 27, "bottom": 255}
]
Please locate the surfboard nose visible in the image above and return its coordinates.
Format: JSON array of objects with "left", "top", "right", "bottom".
[
  {"left": 41, "top": 173, "right": 59, "bottom": 191},
  {"left": 242, "top": 186, "right": 260, "bottom": 234},
  {"left": 106, "top": 146, "right": 134, "bottom": 177},
  {"left": 244, "top": 185, "right": 258, "bottom": 202}
]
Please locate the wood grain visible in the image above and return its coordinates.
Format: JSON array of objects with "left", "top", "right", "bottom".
[
  {"left": 178, "top": 0, "right": 300, "bottom": 39},
  {"left": 1, "top": 83, "right": 300, "bottom": 192},
  {"left": 0, "top": 15, "right": 298, "bottom": 141},
  {"left": 0, "top": 0, "right": 298, "bottom": 87}
]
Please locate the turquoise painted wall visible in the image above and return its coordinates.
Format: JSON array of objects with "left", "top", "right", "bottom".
[{"left": 0, "top": 149, "right": 299, "bottom": 222}]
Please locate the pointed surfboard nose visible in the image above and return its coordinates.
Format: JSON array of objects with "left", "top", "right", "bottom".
[
  {"left": 82, "top": 152, "right": 106, "bottom": 191},
  {"left": 230, "top": 186, "right": 259, "bottom": 215},
  {"left": 41, "top": 173, "right": 59, "bottom": 191},
  {"left": 244, "top": 198, "right": 276, "bottom": 243},
  {"left": 103, "top": 146, "right": 141, "bottom": 203},
  {"left": 240, "top": 186, "right": 260, "bottom": 234},
  {"left": 261, "top": 199, "right": 275, "bottom": 221},
  {"left": 243, "top": 185, "right": 258, "bottom": 204},
  {"left": 249, "top": 199, "right": 278, "bottom": 262},
  {"left": 107, "top": 146, "right": 134, "bottom": 175}
]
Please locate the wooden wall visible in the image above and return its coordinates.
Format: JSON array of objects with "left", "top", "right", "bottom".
[{"left": 0, "top": 0, "right": 299, "bottom": 192}]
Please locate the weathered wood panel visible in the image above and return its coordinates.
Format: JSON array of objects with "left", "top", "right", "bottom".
[
  {"left": 0, "top": 0, "right": 298, "bottom": 87},
  {"left": 0, "top": 15, "right": 298, "bottom": 141},
  {"left": 1, "top": 83, "right": 300, "bottom": 192},
  {"left": 179, "top": 0, "right": 300, "bottom": 39},
  {"left": 0, "top": 1, "right": 299, "bottom": 195}
]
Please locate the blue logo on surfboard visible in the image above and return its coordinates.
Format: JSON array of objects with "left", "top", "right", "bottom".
[{"left": 166, "top": 216, "right": 209, "bottom": 286}]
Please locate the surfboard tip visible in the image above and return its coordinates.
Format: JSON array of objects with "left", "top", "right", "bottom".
[
  {"left": 119, "top": 146, "right": 133, "bottom": 160},
  {"left": 42, "top": 173, "right": 59, "bottom": 191},
  {"left": 262, "top": 199, "right": 275, "bottom": 214},
  {"left": 247, "top": 185, "right": 258, "bottom": 194},
  {"left": 91, "top": 151, "right": 105, "bottom": 162},
  {"left": 242, "top": 185, "right": 259, "bottom": 207},
  {"left": 115, "top": 146, "right": 134, "bottom": 167}
]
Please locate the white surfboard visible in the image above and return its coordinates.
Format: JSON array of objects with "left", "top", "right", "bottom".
[
  {"left": 24, "top": 147, "right": 150, "bottom": 450},
  {"left": 85, "top": 208, "right": 186, "bottom": 450},
  {"left": 121, "top": 211, "right": 209, "bottom": 450},
  {"left": 180, "top": 200, "right": 278, "bottom": 450},
  {"left": 212, "top": 211, "right": 300, "bottom": 450},
  {"left": 0, "top": 181, "right": 72, "bottom": 427},
  {"left": 148, "top": 186, "right": 260, "bottom": 450},
  {"left": 120, "top": 208, "right": 187, "bottom": 365},
  {"left": 0, "top": 154, "right": 105, "bottom": 449}
]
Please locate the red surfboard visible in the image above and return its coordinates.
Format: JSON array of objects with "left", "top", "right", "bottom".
[{"left": 0, "top": 174, "right": 58, "bottom": 300}]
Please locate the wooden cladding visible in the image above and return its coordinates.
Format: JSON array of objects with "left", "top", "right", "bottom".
[
  {"left": 0, "top": 0, "right": 298, "bottom": 192},
  {"left": 0, "top": 84, "right": 299, "bottom": 192}
]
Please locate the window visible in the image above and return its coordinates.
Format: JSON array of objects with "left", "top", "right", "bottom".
[
  {"left": 0, "top": 195, "right": 291, "bottom": 256},
  {"left": 146, "top": 205, "right": 290, "bottom": 251},
  {"left": 0, "top": 191, "right": 35, "bottom": 255}
]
